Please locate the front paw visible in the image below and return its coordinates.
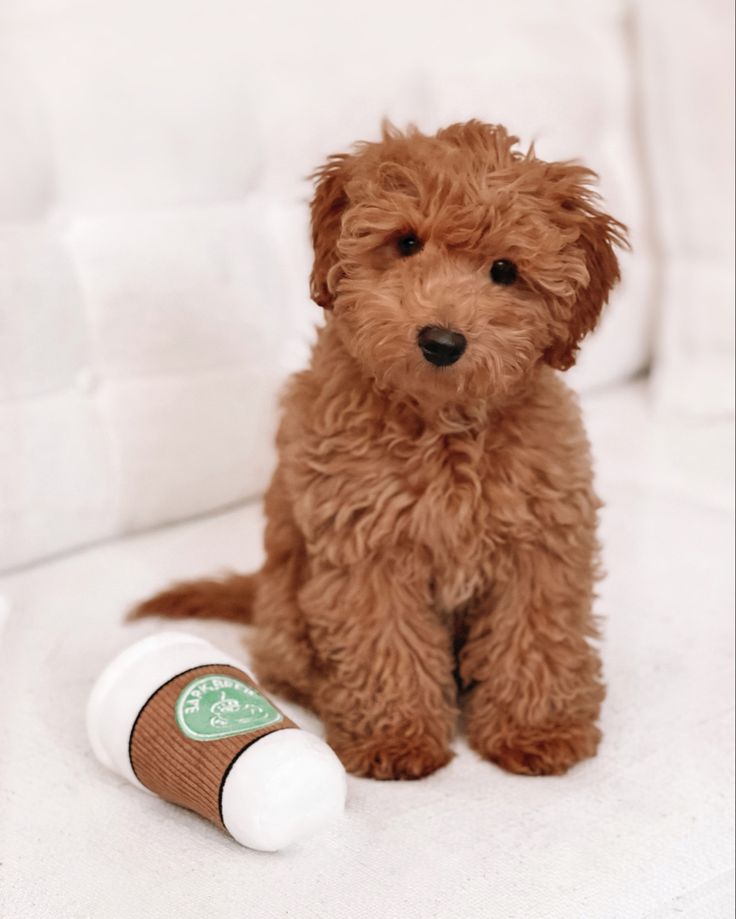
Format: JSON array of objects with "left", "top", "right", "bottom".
[
  {"left": 328, "top": 729, "right": 453, "bottom": 780},
  {"left": 469, "top": 719, "right": 601, "bottom": 776}
]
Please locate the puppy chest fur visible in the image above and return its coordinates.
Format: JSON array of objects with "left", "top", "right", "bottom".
[{"left": 282, "top": 332, "right": 596, "bottom": 626}]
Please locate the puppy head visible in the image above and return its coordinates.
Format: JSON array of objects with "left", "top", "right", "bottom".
[{"left": 310, "top": 121, "right": 627, "bottom": 405}]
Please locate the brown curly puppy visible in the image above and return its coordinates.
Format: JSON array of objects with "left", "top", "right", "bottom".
[{"left": 134, "top": 121, "right": 627, "bottom": 781}]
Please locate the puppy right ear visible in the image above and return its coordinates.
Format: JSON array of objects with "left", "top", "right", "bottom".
[{"left": 309, "top": 154, "right": 351, "bottom": 310}]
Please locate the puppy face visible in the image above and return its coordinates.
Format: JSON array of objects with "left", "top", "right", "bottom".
[{"left": 310, "top": 121, "right": 626, "bottom": 406}]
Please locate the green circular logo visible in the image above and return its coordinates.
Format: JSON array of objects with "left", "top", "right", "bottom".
[{"left": 174, "top": 673, "right": 282, "bottom": 742}]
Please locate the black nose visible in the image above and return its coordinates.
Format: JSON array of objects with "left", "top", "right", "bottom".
[{"left": 417, "top": 326, "right": 467, "bottom": 367}]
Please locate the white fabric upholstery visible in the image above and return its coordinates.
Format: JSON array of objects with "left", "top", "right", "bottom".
[
  {"left": 1, "top": 0, "right": 654, "bottom": 569},
  {"left": 1, "top": 383, "right": 733, "bottom": 918}
]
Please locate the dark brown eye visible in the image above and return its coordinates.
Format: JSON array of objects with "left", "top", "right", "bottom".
[
  {"left": 396, "top": 233, "right": 423, "bottom": 257},
  {"left": 490, "top": 259, "right": 518, "bottom": 285}
]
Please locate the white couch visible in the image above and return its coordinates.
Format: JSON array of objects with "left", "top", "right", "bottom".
[
  {"left": 1, "top": 0, "right": 734, "bottom": 916},
  {"left": 0, "top": 0, "right": 665, "bottom": 570}
]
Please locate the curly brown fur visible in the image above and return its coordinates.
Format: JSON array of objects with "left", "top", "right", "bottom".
[
  {"left": 134, "top": 121, "right": 626, "bottom": 780},
  {"left": 130, "top": 573, "right": 256, "bottom": 623}
]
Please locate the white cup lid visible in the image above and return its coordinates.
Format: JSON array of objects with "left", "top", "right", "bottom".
[{"left": 87, "top": 632, "right": 245, "bottom": 788}]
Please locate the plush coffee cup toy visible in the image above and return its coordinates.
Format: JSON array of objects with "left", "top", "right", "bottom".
[{"left": 87, "top": 632, "right": 346, "bottom": 851}]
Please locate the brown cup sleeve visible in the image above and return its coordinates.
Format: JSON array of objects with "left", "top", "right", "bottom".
[{"left": 129, "top": 663, "right": 297, "bottom": 830}]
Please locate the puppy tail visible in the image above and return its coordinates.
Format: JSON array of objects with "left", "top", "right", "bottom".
[{"left": 128, "top": 573, "right": 257, "bottom": 625}]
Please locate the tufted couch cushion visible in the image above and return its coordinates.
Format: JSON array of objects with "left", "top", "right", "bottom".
[{"left": 0, "top": 0, "right": 653, "bottom": 570}]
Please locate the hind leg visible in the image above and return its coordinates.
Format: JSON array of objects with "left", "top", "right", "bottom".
[
  {"left": 248, "top": 471, "right": 318, "bottom": 708},
  {"left": 250, "top": 563, "right": 317, "bottom": 709}
]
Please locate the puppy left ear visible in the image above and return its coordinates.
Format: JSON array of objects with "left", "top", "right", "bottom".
[
  {"left": 309, "top": 153, "right": 352, "bottom": 310},
  {"left": 543, "top": 165, "right": 628, "bottom": 371}
]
